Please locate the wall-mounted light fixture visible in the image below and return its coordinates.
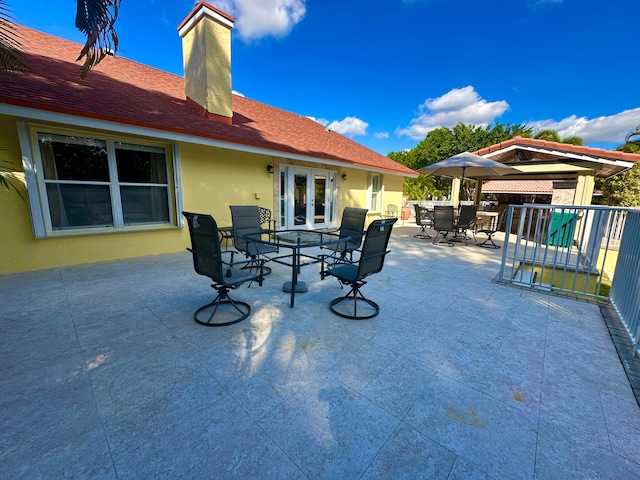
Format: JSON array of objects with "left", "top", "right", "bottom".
[
  {"left": 341, "top": 173, "right": 347, "bottom": 181},
  {"left": 267, "top": 164, "right": 274, "bottom": 174}
]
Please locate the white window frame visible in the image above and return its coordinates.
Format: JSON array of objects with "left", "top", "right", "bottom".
[
  {"left": 368, "top": 172, "right": 384, "bottom": 213},
  {"left": 18, "top": 121, "right": 182, "bottom": 238}
]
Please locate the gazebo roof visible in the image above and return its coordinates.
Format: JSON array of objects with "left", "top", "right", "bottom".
[{"left": 475, "top": 136, "right": 640, "bottom": 179}]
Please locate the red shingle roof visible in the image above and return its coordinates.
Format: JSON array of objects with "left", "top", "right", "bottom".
[{"left": 0, "top": 26, "right": 417, "bottom": 177}]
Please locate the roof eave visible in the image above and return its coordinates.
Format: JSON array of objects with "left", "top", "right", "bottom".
[{"left": 1, "top": 102, "right": 417, "bottom": 177}]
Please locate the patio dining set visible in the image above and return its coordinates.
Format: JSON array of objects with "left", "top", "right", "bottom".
[
  {"left": 182, "top": 206, "right": 397, "bottom": 328},
  {"left": 412, "top": 203, "right": 506, "bottom": 249}
]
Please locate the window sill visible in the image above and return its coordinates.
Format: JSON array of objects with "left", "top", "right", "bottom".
[{"left": 38, "top": 223, "right": 179, "bottom": 239}]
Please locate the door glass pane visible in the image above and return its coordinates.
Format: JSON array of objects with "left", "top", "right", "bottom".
[
  {"left": 280, "top": 171, "right": 286, "bottom": 227},
  {"left": 314, "top": 175, "right": 326, "bottom": 225},
  {"left": 294, "top": 173, "right": 307, "bottom": 225}
]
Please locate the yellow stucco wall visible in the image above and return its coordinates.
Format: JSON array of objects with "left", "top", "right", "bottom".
[{"left": 0, "top": 116, "right": 406, "bottom": 274}]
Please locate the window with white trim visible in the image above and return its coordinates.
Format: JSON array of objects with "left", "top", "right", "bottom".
[
  {"left": 35, "top": 132, "right": 173, "bottom": 232},
  {"left": 368, "top": 173, "right": 383, "bottom": 213}
]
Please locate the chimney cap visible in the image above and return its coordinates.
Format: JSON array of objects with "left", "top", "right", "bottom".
[{"left": 178, "top": 1, "right": 235, "bottom": 37}]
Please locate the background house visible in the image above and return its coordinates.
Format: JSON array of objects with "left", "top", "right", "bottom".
[{"left": 0, "top": 2, "right": 417, "bottom": 274}]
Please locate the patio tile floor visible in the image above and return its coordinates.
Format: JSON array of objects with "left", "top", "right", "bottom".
[{"left": 2, "top": 226, "right": 640, "bottom": 479}]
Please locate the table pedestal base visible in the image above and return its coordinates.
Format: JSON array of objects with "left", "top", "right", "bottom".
[{"left": 283, "top": 281, "right": 308, "bottom": 293}]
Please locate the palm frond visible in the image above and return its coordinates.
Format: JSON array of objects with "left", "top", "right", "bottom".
[
  {"left": 0, "top": 158, "right": 25, "bottom": 201},
  {"left": 75, "top": 0, "right": 121, "bottom": 78},
  {"left": 0, "top": 0, "right": 28, "bottom": 73}
]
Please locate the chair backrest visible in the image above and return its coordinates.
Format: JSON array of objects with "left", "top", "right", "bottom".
[
  {"left": 339, "top": 207, "right": 368, "bottom": 250},
  {"left": 481, "top": 209, "right": 507, "bottom": 233},
  {"left": 493, "top": 209, "right": 507, "bottom": 232},
  {"left": 183, "top": 211, "right": 224, "bottom": 282},
  {"left": 259, "top": 207, "right": 272, "bottom": 229},
  {"left": 458, "top": 205, "right": 478, "bottom": 228},
  {"left": 433, "top": 206, "right": 455, "bottom": 230},
  {"left": 384, "top": 204, "right": 399, "bottom": 217},
  {"left": 414, "top": 204, "right": 432, "bottom": 225},
  {"left": 230, "top": 205, "right": 261, "bottom": 253},
  {"left": 357, "top": 218, "right": 397, "bottom": 279}
]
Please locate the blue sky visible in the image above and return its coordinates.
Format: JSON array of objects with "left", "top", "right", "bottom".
[{"left": 10, "top": 0, "right": 640, "bottom": 156}]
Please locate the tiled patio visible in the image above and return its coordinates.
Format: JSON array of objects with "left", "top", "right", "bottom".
[{"left": 2, "top": 225, "right": 640, "bottom": 479}]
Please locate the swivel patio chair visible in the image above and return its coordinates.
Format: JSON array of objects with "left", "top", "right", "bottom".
[
  {"left": 183, "top": 211, "right": 264, "bottom": 326},
  {"left": 477, "top": 209, "right": 507, "bottom": 249},
  {"left": 455, "top": 205, "right": 478, "bottom": 245},
  {"left": 432, "top": 205, "right": 456, "bottom": 246},
  {"left": 321, "top": 206, "right": 368, "bottom": 263},
  {"left": 413, "top": 204, "right": 433, "bottom": 239},
  {"left": 321, "top": 218, "right": 397, "bottom": 320},
  {"left": 230, "top": 205, "right": 279, "bottom": 275}
]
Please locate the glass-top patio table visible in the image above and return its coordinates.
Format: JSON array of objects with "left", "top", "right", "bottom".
[{"left": 244, "top": 229, "right": 350, "bottom": 307}]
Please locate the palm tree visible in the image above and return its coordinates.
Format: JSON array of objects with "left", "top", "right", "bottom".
[
  {"left": 0, "top": 0, "right": 28, "bottom": 73},
  {"left": 534, "top": 129, "right": 583, "bottom": 146},
  {"left": 0, "top": 157, "right": 24, "bottom": 201},
  {"left": 0, "top": 0, "right": 121, "bottom": 78},
  {"left": 75, "top": 0, "right": 121, "bottom": 78},
  {"left": 620, "top": 124, "right": 640, "bottom": 154}
]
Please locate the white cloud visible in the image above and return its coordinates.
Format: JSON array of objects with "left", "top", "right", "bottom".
[
  {"left": 528, "top": 108, "right": 640, "bottom": 145},
  {"left": 210, "top": 0, "right": 306, "bottom": 41},
  {"left": 396, "top": 86, "right": 510, "bottom": 140},
  {"left": 307, "top": 116, "right": 329, "bottom": 127},
  {"left": 327, "top": 116, "right": 368, "bottom": 137},
  {"left": 232, "top": 90, "right": 245, "bottom": 97},
  {"left": 374, "top": 132, "right": 389, "bottom": 139}
]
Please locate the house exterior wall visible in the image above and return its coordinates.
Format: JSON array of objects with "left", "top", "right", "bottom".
[{"left": 0, "top": 116, "right": 406, "bottom": 274}]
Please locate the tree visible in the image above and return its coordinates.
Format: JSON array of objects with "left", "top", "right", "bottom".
[
  {"left": 389, "top": 122, "right": 533, "bottom": 200},
  {"left": 600, "top": 125, "right": 640, "bottom": 206},
  {"left": 0, "top": 0, "right": 27, "bottom": 73},
  {"left": 0, "top": 157, "right": 24, "bottom": 201},
  {"left": 0, "top": 0, "right": 121, "bottom": 78},
  {"left": 601, "top": 164, "right": 640, "bottom": 206},
  {"left": 620, "top": 124, "right": 640, "bottom": 154},
  {"left": 75, "top": 0, "right": 121, "bottom": 78},
  {"left": 534, "top": 129, "right": 583, "bottom": 145}
]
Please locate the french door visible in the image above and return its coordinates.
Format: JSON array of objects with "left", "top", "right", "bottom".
[{"left": 281, "top": 167, "right": 336, "bottom": 229}]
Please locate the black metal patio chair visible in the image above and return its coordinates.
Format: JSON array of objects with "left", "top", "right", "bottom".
[
  {"left": 230, "top": 205, "right": 279, "bottom": 275},
  {"left": 413, "top": 204, "right": 433, "bottom": 239},
  {"left": 321, "top": 217, "right": 397, "bottom": 320},
  {"left": 183, "top": 211, "right": 264, "bottom": 326},
  {"left": 321, "top": 206, "right": 368, "bottom": 263},
  {"left": 477, "top": 209, "right": 507, "bottom": 249},
  {"left": 432, "top": 205, "right": 456, "bottom": 246},
  {"left": 455, "top": 205, "right": 478, "bottom": 245}
]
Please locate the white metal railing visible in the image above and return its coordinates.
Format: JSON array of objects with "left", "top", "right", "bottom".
[
  {"left": 497, "top": 204, "right": 627, "bottom": 300},
  {"left": 498, "top": 204, "right": 640, "bottom": 353},
  {"left": 609, "top": 209, "right": 640, "bottom": 353}
]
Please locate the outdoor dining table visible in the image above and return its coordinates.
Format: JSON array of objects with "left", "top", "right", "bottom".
[{"left": 243, "top": 229, "right": 350, "bottom": 308}]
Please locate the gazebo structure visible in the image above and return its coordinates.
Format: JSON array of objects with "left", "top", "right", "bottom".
[{"left": 465, "top": 136, "right": 640, "bottom": 207}]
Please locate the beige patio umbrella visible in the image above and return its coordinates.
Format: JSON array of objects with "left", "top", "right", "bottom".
[{"left": 417, "top": 151, "right": 519, "bottom": 202}]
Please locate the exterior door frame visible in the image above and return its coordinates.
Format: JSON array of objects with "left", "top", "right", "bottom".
[{"left": 280, "top": 165, "right": 337, "bottom": 230}]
